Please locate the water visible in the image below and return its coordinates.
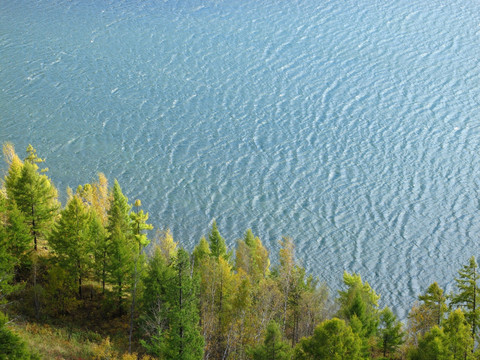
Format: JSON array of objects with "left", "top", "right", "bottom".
[{"left": 2, "top": 0, "right": 480, "bottom": 317}]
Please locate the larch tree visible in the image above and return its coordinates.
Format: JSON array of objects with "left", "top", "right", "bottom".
[
  {"left": 9, "top": 145, "right": 59, "bottom": 251},
  {"left": 450, "top": 256, "right": 480, "bottom": 340},
  {"left": 418, "top": 282, "right": 447, "bottom": 327},
  {"left": 377, "top": 307, "right": 405, "bottom": 359},
  {"left": 128, "top": 199, "right": 152, "bottom": 353},
  {"left": 293, "top": 318, "right": 362, "bottom": 360},
  {"left": 162, "top": 249, "right": 204, "bottom": 360},
  {"left": 249, "top": 320, "right": 291, "bottom": 360},
  {"left": 443, "top": 309, "right": 473, "bottom": 359},
  {"left": 106, "top": 179, "right": 134, "bottom": 312},
  {"left": 48, "top": 195, "right": 92, "bottom": 298}
]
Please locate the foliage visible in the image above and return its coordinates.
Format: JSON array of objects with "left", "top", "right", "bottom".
[
  {"left": 249, "top": 320, "right": 291, "bottom": 360},
  {"left": 293, "top": 318, "right": 363, "bottom": 360}
]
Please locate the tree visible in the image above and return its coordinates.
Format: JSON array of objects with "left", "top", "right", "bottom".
[
  {"left": 293, "top": 318, "right": 362, "bottom": 360},
  {"left": 235, "top": 229, "right": 270, "bottom": 282},
  {"left": 419, "top": 282, "right": 447, "bottom": 327},
  {"left": 450, "top": 256, "right": 480, "bottom": 340},
  {"left": 407, "top": 326, "right": 448, "bottom": 360},
  {"left": 140, "top": 246, "right": 174, "bottom": 358},
  {"left": 106, "top": 180, "right": 134, "bottom": 312},
  {"left": 377, "top": 307, "right": 405, "bottom": 359},
  {"left": 443, "top": 309, "right": 473, "bottom": 360},
  {"left": 163, "top": 249, "right": 204, "bottom": 360},
  {"left": 338, "top": 272, "right": 380, "bottom": 357},
  {"left": 249, "top": 320, "right": 291, "bottom": 360},
  {"left": 208, "top": 220, "right": 229, "bottom": 261},
  {"left": 128, "top": 199, "right": 152, "bottom": 353},
  {"left": 49, "top": 195, "right": 92, "bottom": 298},
  {"left": 9, "top": 145, "right": 59, "bottom": 251},
  {"left": 0, "top": 312, "right": 40, "bottom": 360}
]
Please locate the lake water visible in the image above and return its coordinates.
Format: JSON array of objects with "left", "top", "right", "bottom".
[{"left": 2, "top": 0, "right": 480, "bottom": 317}]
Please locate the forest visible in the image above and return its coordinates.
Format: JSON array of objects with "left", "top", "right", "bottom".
[{"left": 1, "top": 143, "right": 480, "bottom": 360}]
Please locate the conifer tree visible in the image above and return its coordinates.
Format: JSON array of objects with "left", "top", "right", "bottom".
[
  {"left": 377, "top": 307, "right": 404, "bottom": 359},
  {"left": 49, "top": 195, "right": 92, "bottom": 298},
  {"left": 338, "top": 272, "right": 380, "bottom": 358},
  {"left": 249, "top": 320, "right": 291, "bottom": 360},
  {"left": 0, "top": 193, "right": 15, "bottom": 302},
  {"left": 140, "top": 246, "right": 175, "bottom": 358},
  {"left": 88, "top": 209, "right": 108, "bottom": 294},
  {"left": 9, "top": 145, "right": 58, "bottom": 251},
  {"left": 293, "top": 318, "right": 362, "bottom": 360},
  {"left": 208, "top": 220, "right": 229, "bottom": 260},
  {"left": 443, "top": 309, "right": 473, "bottom": 359},
  {"left": 450, "top": 256, "right": 480, "bottom": 340},
  {"left": 408, "top": 326, "right": 447, "bottom": 360},
  {"left": 106, "top": 179, "right": 133, "bottom": 311},
  {"left": 162, "top": 249, "right": 204, "bottom": 360},
  {"left": 418, "top": 282, "right": 447, "bottom": 326},
  {"left": 128, "top": 199, "right": 152, "bottom": 353},
  {"left": 3, "top": 142, "right": 23, "bottom": 202}
]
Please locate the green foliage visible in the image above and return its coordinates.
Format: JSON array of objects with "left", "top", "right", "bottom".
[
  {"left": 418, "top": 282, "right": 447, "bottom": 327},
  {"left": 338, "top": 271, "right": 380, "bottom": 357},
  {"left": 141, "top": 249, "right": 204, "bottom": 360},
  {"left": 208, "top": 220, "right": 230, "bottom": 261},
  {"left": 49, "top": 195, "right": 93, "bottom": 298},
  {"left": 450, "top": 256, "right": 480, "bottom": 339},
  {"left": 293, "top": 318, "right": 362, "bottom": 360},
  {"left": 443, "top": 309, "right": 473, "bottom": 359},
  {"left": 106, "top": 180, "right": 134, "bottom": 311},
  {"left": 408, "top": 326, "right": 447, "bottom": 360},
  {"left": 249, "top": 320, "right": 291, "bottom": 360},
  {"left": 377, "top": 307, "right": 405, "bottom": 358},
  {"left": 0, "top": 312, "right": 40, "bottom": 359},
  {"left": 8, "top": 146, "right": 59, "bottom": 251}
]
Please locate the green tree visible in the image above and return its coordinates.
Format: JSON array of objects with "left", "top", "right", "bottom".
[
  {"left": 128, "top": 199, "right": 152, "bottom": 353},
  {"left": 208, "top": 220, "right": 229, "bottom": 261},
  {"left": 140, "top": 246, "right": 174, "bottom": 358},
  {"left": 450, "top": 256, "right": 480, "bottom": 340},
  {"left": 249, "top": 320, "right": 291, "bottom": 360},
  {"left": 163, "top": 249, "right": 204, "bottom": 360},
  {"left": 49, "top": 195, "right": 92, "bottom": 298},
  {"left": 0, "top": 312, "right": 40, "bottom": 360},
  {"left": 408, "top": 326, "right": 448, "bottom": 360},
  {"left": 377, "top": 307, "right": 405, "bottom": 359},
  {"left": 88, "top": 209, "right": 108, "bottom": 294},
  {"left": 443, "top": 309, "right": 473, "bottom": 360},
  {"left": 338, "top": 272, "right": 380, "bottom": 357},
  {"left": 0, "top": 193, "right": 15, "bottom": 303},
  {"left": 9, "top": 146, "right": 59, "bottom": 251},
  {"left": 419, "top": 282, "right": 447, "bottom": 327},
  {"left": 106, "top": 179, "right": 134, "bottom": 312},
  {"left": 293, "top": 318, "right": 362, "bottom": 360}
]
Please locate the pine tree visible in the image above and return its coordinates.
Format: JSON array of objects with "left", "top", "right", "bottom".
[
  {"left": 338, "top": 272, "right": 380, "bottom": 358},
  {"left": 418, "top": 282, "right": 447, "bottom": 326},
  {"left": 443, "top": 309, "right": 473, "bottom": 359},
  {"left": 208, "top": 220, "right": 229, "bottom": 260},
  {"left": 249, "top": 320, "right": 291, "bottom": 360},
  {"left": 48, "top": 195, "right": 92, "bottom": 298},
  {"left": 106, "top": 179, "right": 133, "bottom": 312},
  {"left": 10, "top": 146, "right": 58, "bottom": 251},
  {"left": 293, "top": 318, "right": 362, "bottom": 360},
  {"left": 0, "top": 312, "right": 40, "bottom": 359},
  {"left": 377, "top": 307, "right": 405, "bottom": 359},
  {"left": 162, "top": 249, "right": 204, "bottom": 360},
  {"left": 128, "top": 199, "right": 152, "bottom": 353},
  {"left": 450, "top": 256, "right": 480, "bottom": 340},
  {"left": 408, "top": 326, "right": 447, "bottom": 360}
]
